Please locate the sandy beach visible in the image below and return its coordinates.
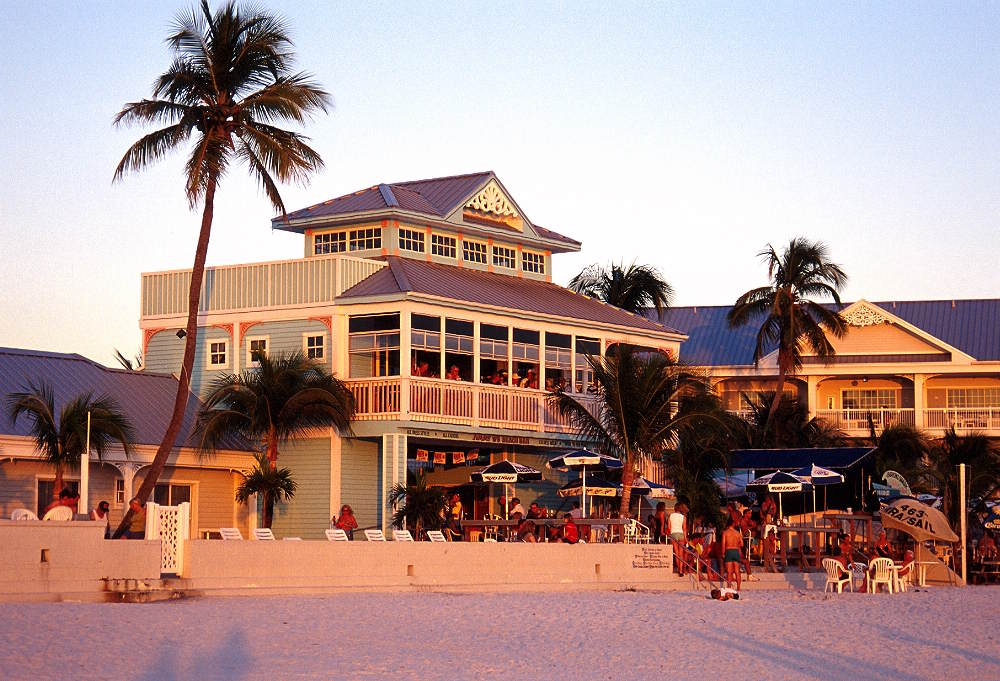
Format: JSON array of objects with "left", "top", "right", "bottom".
[{"left": 1, "top": 586, "right": 997, "bottom": 681}]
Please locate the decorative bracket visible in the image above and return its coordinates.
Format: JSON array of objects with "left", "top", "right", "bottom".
[{"left": 842, "top": 302, "right": 889, "bottom": 327}]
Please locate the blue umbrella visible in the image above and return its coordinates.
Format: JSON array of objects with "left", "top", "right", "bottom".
[
  {"left": 558, "top": 478, "right": 619, "bottom": 498},
  {"left": 547, "top": 450, "right": 623, "bottom": 517},
  {"left": 746, "top": 471, "right": 812, "bottom": 518},
  {"left": 791, "top": 463, "right": 845, "bottom": 511},
  {"left": 470, "top": 460, "right": 542, "bottom": 518}
]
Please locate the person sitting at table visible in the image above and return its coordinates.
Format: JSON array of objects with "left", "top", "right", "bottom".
[
  {"left": 979, "top": 531, "right": 998, "bottom": 561},
  {"left": 516, "top": 515, "right": 537, "bottom": 543},
  {"left": 896, "top": 549, "right": 915, "bottom": 583},
  {"left": 509, "top": 497, "right": 525, "bottom": 518},
  {"left": 874, "top": 530, "right": 892, "bottom": 559},
  {"left": 445, "top": 364, "right": 462, "bottom": 381},
  {"left": 836, "top": 533, "right": 855, "bottom": 569},
  {"left": 562, "top": 513, "right": 580, "bottom": 544}
]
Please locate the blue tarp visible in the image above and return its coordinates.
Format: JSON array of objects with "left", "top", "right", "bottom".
[{"left": 728, "top": 447, "right": 874, "bottom": 471}]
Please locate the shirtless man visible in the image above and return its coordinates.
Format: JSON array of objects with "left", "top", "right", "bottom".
[{"left": 721, "top": 517, "right": 744, "bottom": 591}]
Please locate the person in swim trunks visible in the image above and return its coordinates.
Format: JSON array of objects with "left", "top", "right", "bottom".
[{"left": 721, "top": 517, "right": 744, "bottom": 592}]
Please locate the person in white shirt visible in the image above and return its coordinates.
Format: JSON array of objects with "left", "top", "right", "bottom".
[
  {"left": 569, "top": 501, "right": 583, "bottom": 519},
  {"left": 509, "top": 497, "right": 525, "bottom": 518},
  {"left": 90, "top": 500, "right": 111, "bottom": 539}
]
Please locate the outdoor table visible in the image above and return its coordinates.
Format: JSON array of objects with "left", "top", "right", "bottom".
[
  {"left": 912, "top": 560, "right": 938, "bottom": 587},
  {"left": 460, "top": 518, "right": 626, "bottom": 542},
  {"left": 778, "top": 525, "right": 841, "bottom": 570}
]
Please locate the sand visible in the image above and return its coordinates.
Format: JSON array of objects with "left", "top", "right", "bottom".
[{"left": 1, "top": 587, "right": 998, "bottom": 680}]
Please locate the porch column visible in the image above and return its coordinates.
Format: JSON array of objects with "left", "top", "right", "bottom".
[
  {"left": 233, "top": 323, "right": 241, "bottom": 374},
  {"left": 913, "top": 374, "right": 926, "bottom": 429},
  {"left": 570, "top": 334, "right": 577, "bottom": 393},
  {"left": 806, "top": 375, "right": 820, "bottom": 419},
  {"left": 400, "top": 311, "right": 411, "bottom": 420},
  {"left": 333, "top": 312, "right": 349, "bottom": 378},
  {"left": 472, "top": 321, "right": 481, "bottom": 426},
  {"left": 329, "top": 432, "right": 342, "bottom": 528},
  {"left": 381, "top": 433, "right": 407, "bottom": 534}
]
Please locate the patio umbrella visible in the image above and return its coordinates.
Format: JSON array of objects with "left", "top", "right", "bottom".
[
  {"left": 547, "top": 450, "right": 622, "bottom": 517},
  {"left": 983, "top": 510, "right": 1000, "bottom": 531},
  {"left": 746, "top": 471, "right": 812, "bottom": 519},
  {"left": 558, "top": 478, "right": 618, "bottom": 498},
  {"left": 791, "top": 463, "right": 845, "bottom": 512},
  {"left": 470, "top": 460, "right": 542, "bottom": 518},
  {"left": 623, "top": 476, "right": 676, "bottom": 523},
  {"left": 880, "top": 497, "right": 958, "bottom": 543}
]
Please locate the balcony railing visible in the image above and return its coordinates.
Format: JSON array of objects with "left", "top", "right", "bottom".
[
  {"left": 814, "top": 408, "right": 915, "bottom": 431},
  {"left": 347, "top": 377, "right": 597, "bottom": 434},
  {"left": 924, "top": 408, "right": 1000, "bottom": 432},
  {"left": 141, "top": 254, "right": 386, "bottom": 317},
  {"left": 726, "top": 407, "right": 1000, "bottom": 434}
]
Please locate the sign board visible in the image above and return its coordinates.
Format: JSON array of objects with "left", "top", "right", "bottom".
[
  {"left": 882, "top": 470, "right": 912, "bottom": 496},
  {"left": 769, "top": 483, "right": 804, "bottom": 493}
]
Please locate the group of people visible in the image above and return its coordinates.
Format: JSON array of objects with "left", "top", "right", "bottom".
[{"left": 39, "top": 486, "right": 147, "bottom": 540}]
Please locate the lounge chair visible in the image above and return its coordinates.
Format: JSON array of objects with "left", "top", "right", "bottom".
[
  {"left": 822, "top": 558, "right": 852, "bottom": 593},
  {"left": 325, "top": 528, "right": 349, "bottom": 542},
  {"left": 392, "top": 530, "right": 414, "bottom": 542},
  {"left": 426, "top": 530, "right": 447, "bottom": 543},
  {"left": 220, "top": 527, "right": 244, "bottom": 540},
  {"left": 364, "top": 529, "right": 386, "bottom": 542},
  {"left": 10, "top": 508, "right": 38, "bottom": 521},
  {"left": 868, "top": 557, "right": 895, "bottom": 593},
  {"left": 252, "top": 528, "right": 276, "bottom": 541}
]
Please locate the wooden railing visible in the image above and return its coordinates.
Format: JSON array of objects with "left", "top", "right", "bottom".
[
  {"left": 141, "top": 254, "right": 386, "bottom": 317},
  {"left": 729, "top": 406, "right": 1000, "bottom": 434},
  {"left": 347, "top": 377, "right": 598, "bottom": 434},
  {"left": 923, "top": 408, "right": 1000, "bottom": 432},
  {"left": 814, "top": 408, "right": 915, "bottom": 431}
]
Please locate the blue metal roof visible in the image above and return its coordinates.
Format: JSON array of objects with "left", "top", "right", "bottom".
[
  {"left": 0, "top": 347, "right": 250, "bottom": 451},
  {"left": 655, "top": 299, "right": 1000, "bottom": 365},
  {"left": 728, "top": 448, "right": 874, "bottom": 471}
]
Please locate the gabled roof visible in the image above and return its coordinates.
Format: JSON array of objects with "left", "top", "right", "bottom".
[
  {"left": 655, "top": 299, "right": 1000, "bottom": 365},
  {"left": 341, "top": 257, "right": 682, "bottom": 336},
  {"left": 272, "top": 171, "right": 580, "bottom": 248},
  {"left": 0, "top": 347, "right": 250, "bottom": 451}
]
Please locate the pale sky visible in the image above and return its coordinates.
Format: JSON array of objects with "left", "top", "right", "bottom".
[{"left": 2, "top": 2, "right": 999, "bottom": 366}]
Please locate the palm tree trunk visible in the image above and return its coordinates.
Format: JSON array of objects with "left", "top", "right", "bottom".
[
  {"left": 112, "top": 177, "right": 218, "bottom": 538},
  {"left": 618, "top": 458, "right": 635, "bottom": 518},
  {"left": 262, "top": 490, "right": 274, "bottom": 529},
  {"left": 765, "top": 355, "right": 789, "bottom": 443},
  {"left": 53, "top": 463, "right": 64, "bottom": 500}
]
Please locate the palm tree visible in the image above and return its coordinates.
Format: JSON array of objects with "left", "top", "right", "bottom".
[
  {"left": 111, "top": 1, "right": 330, "bottom": 537},
  {"left": 569, "top": 262, "right": 673, "bottom": 315},
  {"left": 6, "top": 383, "right": 135, "bottom": 501},
  {"left": 550, "top": 345, "right": 715, "bottom": 516},
  {"left": 194, "top": 352, "right": 354, "bottom": 527},
  {"left": 236, "top": 452, "right": 297, "bottom": 517},
  {"left": 737, "top": 392, "right": 846, "bottom": 448},
  {"left": 386, "top": 473, "right": 449, "bottom": 539},
  {"left": 728, "top": 238, "right": 848, "bottom": 433},
  {"left": 919, "top": 428, "right": 1000, "bottom": 523},
  {"left": 870, "top": 423, "right": 928, "bottom": 483}
]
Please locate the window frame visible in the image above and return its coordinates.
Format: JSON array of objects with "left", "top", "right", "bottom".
[
  {"left": 314, "top": 231, "right": 347, "bottom": 255},
  {"left": 431, "top": 233, "right": 457, "bottom": 258},
  {"left": 841, "top": 388, "right": 898, "bottom": 410},
  {"left": 463, "top": 239, "right": 488, "bottom": 264},
  {"left": 302, "top": 332, "right": 326, "bottom": 361},
  {"left": 522, "top": 250, "right": 545, "bottom": 274},
  {"left": 348, "top": 227, "right": 382, "bottom": 252},
  {"left": 492, "top": 245, "right": 516, "bottom": 269},
  {"left": 206, "top": 339, "right": 229, "bottom": 370},
  {"left": 398, "top": 228, "right": 426, "bottom": 253},
  {"left": 245, "top": 335, "right": 269, "bottom": 368}
]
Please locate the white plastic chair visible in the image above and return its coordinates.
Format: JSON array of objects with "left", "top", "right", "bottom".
[
  {"left": 426, "top": 530, "right": 447, "bottom": 543},
  {"left": 282, "top": 537, "right": 302, "bottom": 541},
  {"left": 364, "top": 529, "right": 386, "bottom": 542},
  {"left": 325, "top": 528, "right": 349, "bottom": 542},
  {"left": 822, "top": 558, "right": 853, "bottom": 593},
  {"left": 484, "top": 537, "right": 498, "bottom": 543},
  {"left": 869, "top": 557, "right": 895, "bottom": 593},
  {"left": 220, "top": 527, "right": 244, "bottom": 540},
  {"left": 42, "top": 506, "right": 73, "bottom": 521},
  {"left": 252, "top": 528, "right": 276, "bottom": 541},
  {"left": 393, "top": 529, "right": 414, "bottom": 542},
  {"left": 10, "top": 508, "right": 38, "bottom": 521}
]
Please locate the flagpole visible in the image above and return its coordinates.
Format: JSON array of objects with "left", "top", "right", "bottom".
[{"left": 582, "top": 466, "right": 587, "bottom": 519}]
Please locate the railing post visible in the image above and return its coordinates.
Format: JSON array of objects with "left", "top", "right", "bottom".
[
  {"left": 472, "top": 384, "right": 480, "bottom": 427},
  {"left": 400, "top": 377, "right": 410, "bottom": 420}
]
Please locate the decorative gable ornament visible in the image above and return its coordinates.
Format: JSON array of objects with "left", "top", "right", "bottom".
[
  {"left": 842, "top": 302, "right": 889, "bottom": 327},
  {"left": 462, "top": 179, "right": 523, "bottom": 231}
]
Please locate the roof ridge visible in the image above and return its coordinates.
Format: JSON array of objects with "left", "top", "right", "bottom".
[
  {"left": 387, "top": 257, "right": 413, "bottom": 292},
  {"left": 390, "top": 170, "right": 493, "bottom": 187}
]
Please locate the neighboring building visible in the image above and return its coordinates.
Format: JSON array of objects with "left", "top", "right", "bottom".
[
  {"left": 139, "top": 172, "right": 686, "bottom": 536},
  {"left": 0, "top": 347, "right": 255, "bottom": 536},
  {"left": 657, "top": 299, "right": 1000, "bottom": 439}
]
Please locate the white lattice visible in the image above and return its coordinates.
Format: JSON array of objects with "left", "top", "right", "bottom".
[
  {"left": 146, "top": 502, "right": 190, "bottom": 575},
  {"left": 465, "top": 180, "right": 518, "bottom": 217},
  {"left": 842, "top": 302, "right": 888, "bottom": 327}
]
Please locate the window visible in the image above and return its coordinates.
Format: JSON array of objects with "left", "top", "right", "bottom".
[
  {"left": 574, "top": 337, "right": 600, "bottom": 393},
  {"left": 512, "top": 328, "right": 540, "bottom": 389},
  {"left": 431, "top": 234, "right": 457, "bottom": 258},
  {"left": 314, "top": 231, "right": 347, "bottom": 255},
  {"left": 411, "top": 314, "right": 441, "bottom": 378},
  {"left": 492, "top": 245, "right": 516, "bottom": 269},
  {"left": 207, "top": 340, "right": 228, "bottom": 368},
  {"left": 545, "top": 332, "right": 571, "bottom": 391},
  {"left": 480, "top": 324, "right": 509, "bottom": 385},
  {"left": 842, "top": 389, "right": 898, "bottom": 410},
  {"left": 349, "top": 314, "right": 400, "bottom": 378},
  {"left": 463, "top": 240, "right": 487, "bottom": 264},
  {"left": 153, "top": 483, "right": 191, "bottom": 506},
  {"left": 349, "top": 227, "right": 382, "bottom": 251},
  {"left": 115, "top": 479, "right": 126, "bottom": 505},
  {"left": 246, "top": 336, "right": 268, "bottom": 367},
  {"left": 444, "top": 319, "right": 474, "bottom": 381},
  {"left": 946, "top": 387, "right": 1000, "bottom": 408},
  {"left": 398, "top": 228, "right": 425, "bottom": 253},
  {"left": 522, "top": 251, "right": 545, "bottom": 274},
  {"left": 37, "top": 479, "right": 79, "bottom": 518},
  {"left": 304, "top": 334, "right": 325, "bottom": 360}
]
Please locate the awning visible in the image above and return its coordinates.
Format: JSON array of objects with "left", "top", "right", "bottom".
[{"left": 728, "top": 447, "right": 874, "bottom": 471}]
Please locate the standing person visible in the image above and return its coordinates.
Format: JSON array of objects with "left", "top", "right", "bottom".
[
  {"left": 722, "top": 517, "right": 744, "bottom": 591},
  {"left": 447, "top": 493, "right": 464, "bottom": 541},
  {"left": 668, "top": 502, "right": 688, "bottom": 576},
  {"left": 653, "top": 502, "right": 669, "bottom": 544},
  {"left": 562, "top": 513, "right": 580, "bottom": 544},
  {"left": 761, "top": 521, "right": 778, "bottom": 573},
  {"left": 125, "top": 498, "right": 146, "bottom": 539},
  {"left": 740, "top": 508, "right": 756, "bottom": 579},
  {"left": 761, "top": 493, "right": 778, "bottom": 523},
  {"left": 332, "top": 504, "right": 358, "bottom": 539},
  {"left": 90, "top": 500, "right": 112, "bottom": 539}
]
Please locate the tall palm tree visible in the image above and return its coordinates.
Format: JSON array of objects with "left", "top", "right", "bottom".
[
  {"left": 195, "top": 352, "right": 354, "bottom": 527},
  {"left": 920, "top": 428, "right": 1000, "bottom": 522},
  {"left": 387, "top": 473, "right": 449, "bottom": 539},
  {"left": 236, "top": 452, "right": 297, "bottom": 518},
  {"left": 6, "top": 383, "right": 135, "bottom": 501},
  {"left": 111, "top": 1, "right": 330, "bottom": 537},
  {"left": 550, "top": 345, "right": 713, "bottom": 516},
  {"left": 870, "top": 423, "right": 928, "bottom": 483},
  {"left": 737, "top": 392, "right": 846, "bottom": 449},
  {"left": 727, "top": 238, "right": 848, "bottom": 432},
  {"left": 569, "top": 262, "right": 673, "bottom": 315}
]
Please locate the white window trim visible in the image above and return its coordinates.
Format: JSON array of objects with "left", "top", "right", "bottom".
[
  {"left": 463, "top": 239, "right": 488, "bottom": 264},
  {"left": 205, "top": 338, "right": 229, "bottom": 370},
  {"left": 431, "top": 233, "right": 457, "bottom": 258},
  {"left": 522, "top": 250, "right": 545, "bottom": 274},
  {"left": 246, "top": 335, "right": 270, "bottom": 367},
  {"left": 492, "top": 245, "right": 516, "bottom": 269},
  {"left": 302, "top": 332, "right": 326, "bottom": 361}
]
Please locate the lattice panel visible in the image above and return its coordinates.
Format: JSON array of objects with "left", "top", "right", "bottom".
[{"left": 158, "top": 507, "right": 181, "bottom": 573}]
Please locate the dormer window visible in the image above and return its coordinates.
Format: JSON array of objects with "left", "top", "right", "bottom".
[
  {"left": 522, "top": 251, "right": 545, "bottom": 274},
  {"left": 314, "top": 232, "right": 346, "bottom": 255},
  {"left": 463, "top": 240, "right": 487, "bottom": 264},
  {"left": 492, "top": 246, "right": 516, "bottom": 269},
  {"left": 398, "top": 229, "right": 425, "bottom": 253},
  {"left": 349, "top": 227, "right": 381, "bottom": 251},
  {"left": 432, "top": 234, "right": 456, "bottom": 258}
]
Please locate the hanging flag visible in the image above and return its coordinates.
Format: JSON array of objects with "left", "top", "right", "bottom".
[
  {"left": 433, "top": 451, "right": 447, "bottom": 464},
  {"left": 467, "top": 449, "right": 480, "bottom": 463},
  {"left": 415, "top": 449, "right": 429, "bottom": 462},
  {"left": 452, "top": 451, "right": 465, "bottom": 464}
]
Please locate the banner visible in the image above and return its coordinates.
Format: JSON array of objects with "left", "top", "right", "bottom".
[
  {"left": 882, "top": 470, "right": 912, "bottom": 496},
  {"left": 415, "top": 449, "right": 429, "bottom": 462},
  {"left": 433, "top": 451, "right": 447, "bottom": 464},
  {"left": 452, "top": 452, "right": 465, "bottom": 464},
  {"left": 467, "top": 448, "right": 480, "bottom": 463}
]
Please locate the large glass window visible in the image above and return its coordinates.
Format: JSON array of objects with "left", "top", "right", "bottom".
[
  {"left": 512, "top": 328, "right": 540, "bottom": 389},
  {"left": 431, "top": 234, "right": 457, "bottom": 258},
  {"left": 349, "top": 314, "right": 400, "bottom": 377},
  {"left": 411, "top": 313, "right": 441, "bottom": 378},
  {"left": 946, "top": 387, "right": 1000, "bottom": 408},
  {"left": 349, "top": 227, "right": 382, "bottom": 251},
  {"left": 444, "top": 319, "right": 474, "bottom": 381},
  {"left": 480, "top": 324, "right": 509, "bottom": 385},
  {"left": 574, "top": 337, "right": 600, "bottom": 393},
  {"left": 398, "top": 228, "right": 425, "bottom": 253},
  {"left": 314, "top": 231, "right": 347, "bottom": 255},
  {"left": 463, "top": 240, "right": 487, "bottom": 264},
  {"left": 842, "top": 389, "right": 898, "bottom": 410},
  {"left": 544, "top": 332, "right": 571, "bottom": 391}
]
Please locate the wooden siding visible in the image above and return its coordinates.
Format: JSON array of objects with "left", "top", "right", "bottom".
[
  {"left": 134, "top": 466, "right": 244, "bottom": 537},
  {"left": 0, "top": 460, "right": 121, "bottom": 523},
  {"left": 144, "top": 326, "right": 231, "bottom": 398},
  {"left": 270, "top": 438, "right": 331, "bottom": 540},
  {"left": 815, "top": 323, "right": 944, "bottom": 356},
  {"left": 341, "top": 438, "right": 379, "bottom": 532},
  {"left": 240, "top": 319, "right": 330, "bottom": 366}
]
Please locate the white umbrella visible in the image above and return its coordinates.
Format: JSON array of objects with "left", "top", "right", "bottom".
[{"left": 746, "top": 471, "right": 812, "bottom": 519}]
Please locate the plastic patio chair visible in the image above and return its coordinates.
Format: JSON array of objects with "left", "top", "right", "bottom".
[
  {"left": 42, "top": 506, "right": 74, "bottom": 521},
  {"left": 364, "top": 529, "right": 386, "bottom": 542},
  {"left": 426, "top": 530, "right": 447, "bottom": 542},
  {"left": 219, "top": 527, "right": 244, "bottom": 540},
  {"left": 325, "top": 528, "right": 349, "bottom": 541},
  {"left": 10, "top": 508, "right": 38, "bottom": 521},
  {"left": 393, "top": 529, "right": 414, "bottom": 542},
  {"left": 252, "top": 528, "right": 276, "bottom": 541},
  {"left": 868, "top": 557, "right": 895, "bottom": 593},
  {"left": 822, "top": 558, "right": 853, "bottom": 593}
]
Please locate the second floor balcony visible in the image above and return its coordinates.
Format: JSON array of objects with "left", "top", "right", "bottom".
[{"left": 729, "top": 407, "right": 1000, "bottom": 436}]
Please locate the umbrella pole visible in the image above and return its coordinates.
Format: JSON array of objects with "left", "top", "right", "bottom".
[
  {"left": 779, "top": 492, "right": 783, "bottom": 520},
  {"left": 582, "top": 467, "right": 587, "bottom": 520}
]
